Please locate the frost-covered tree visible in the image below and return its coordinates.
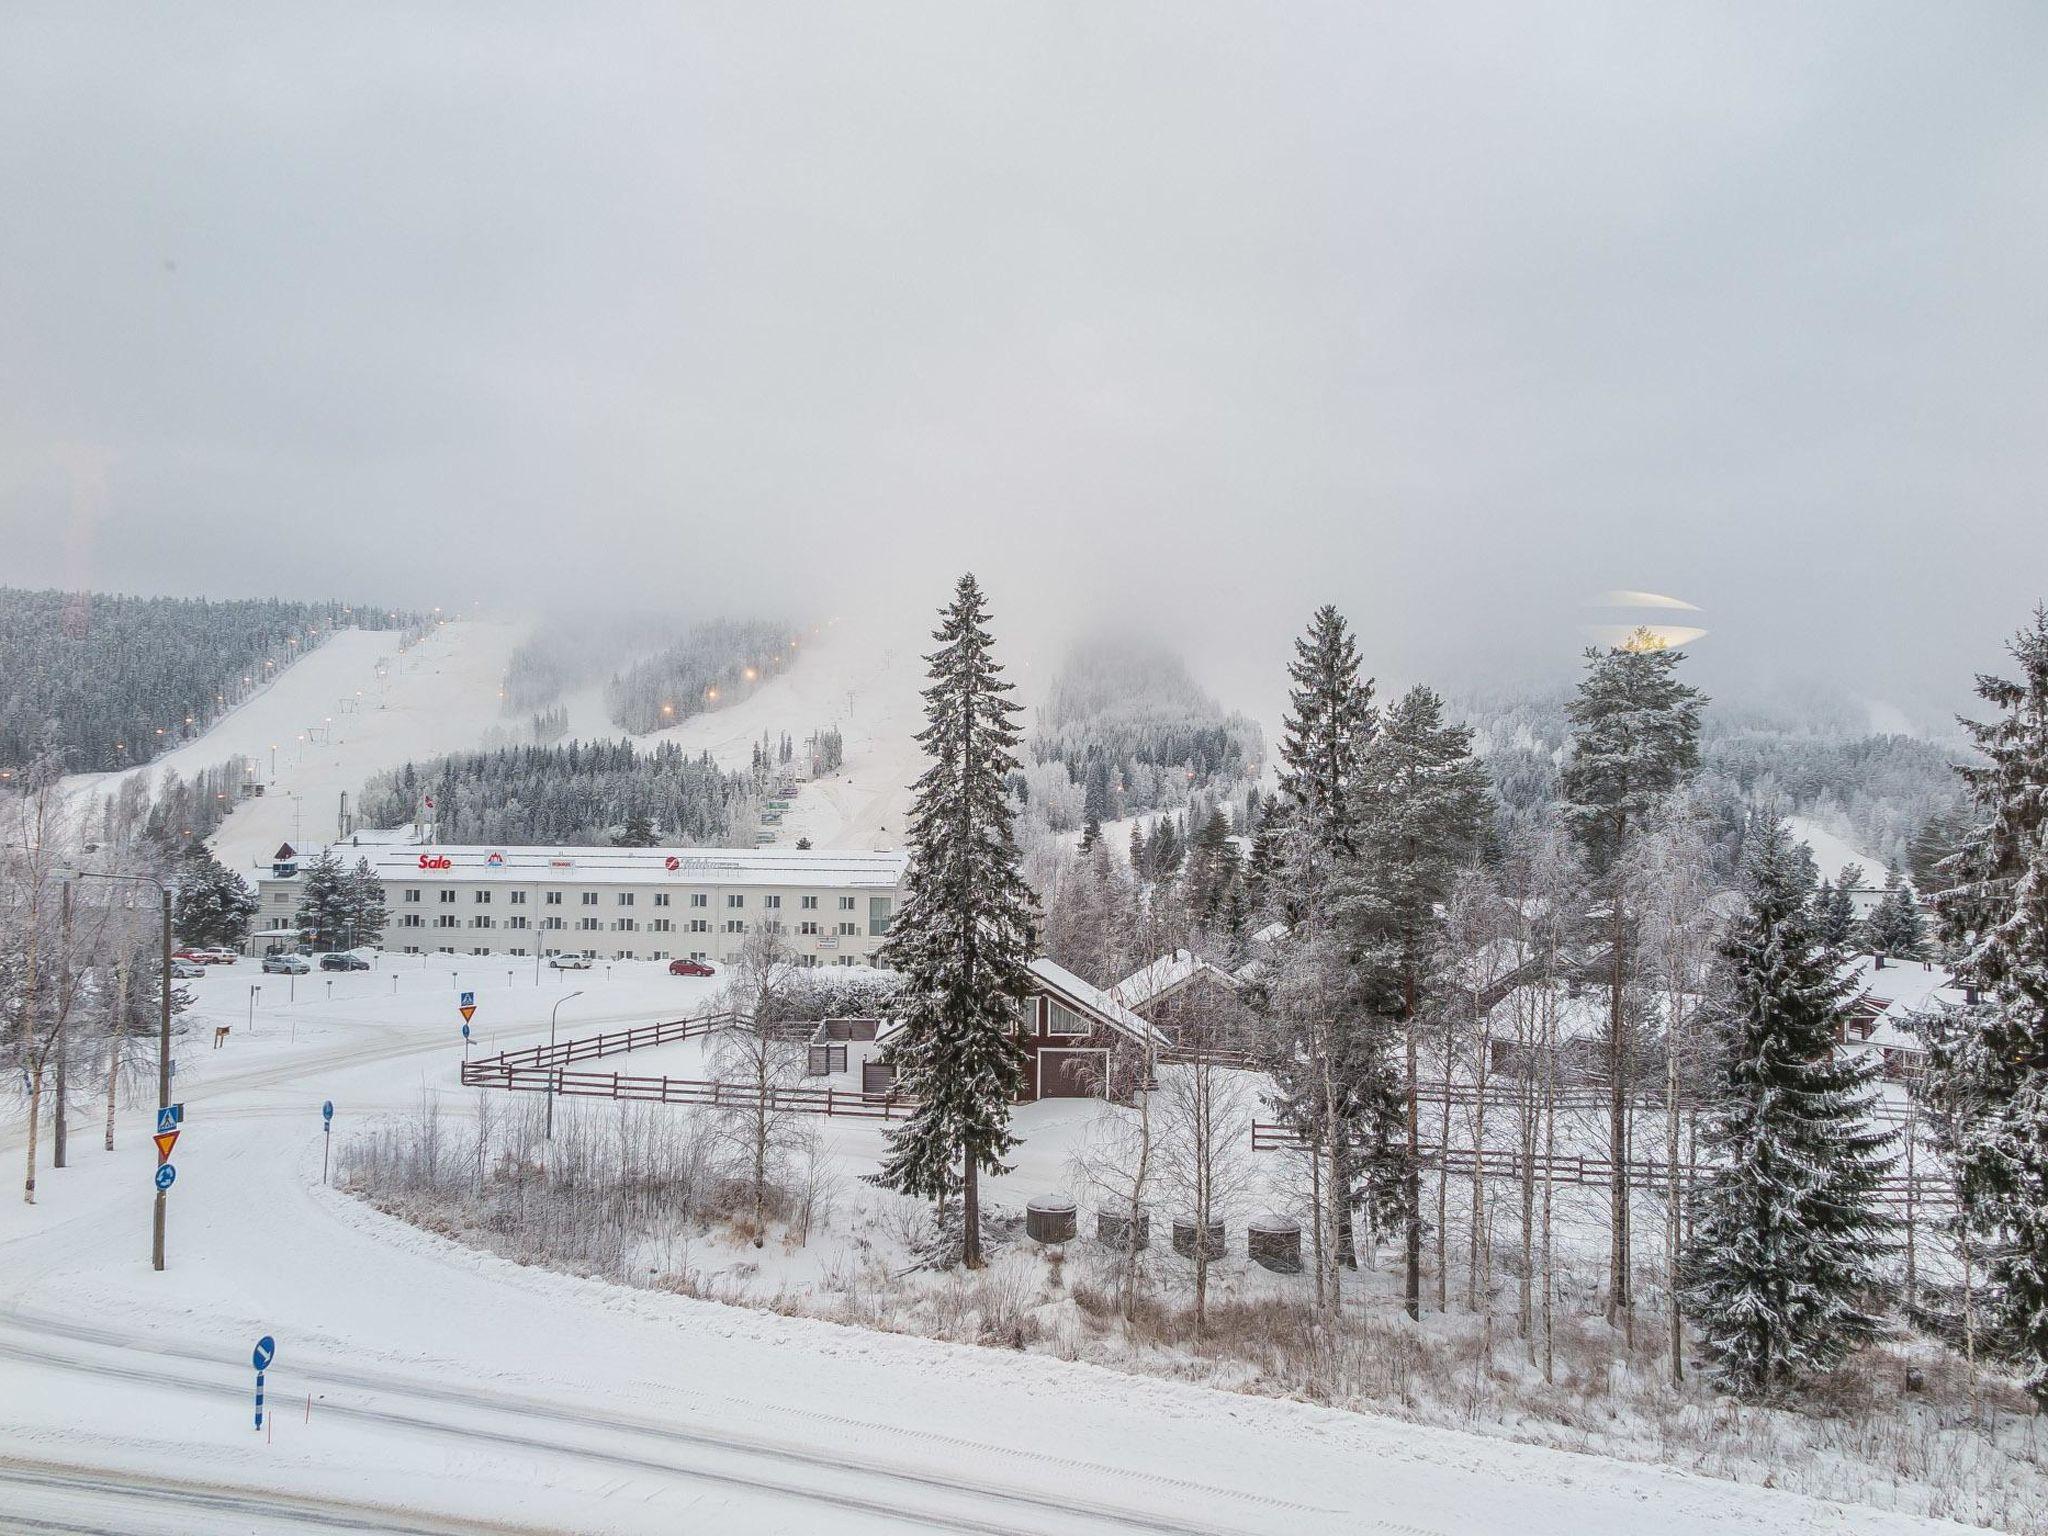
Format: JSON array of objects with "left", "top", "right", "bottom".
[
  {"left": 1340, "top": 684, "right": 1491, "bottom": 1318},
  {"left": 875, "top": 575, "right": 1038, "bottom": 1269},
  {"left": 1683, "top": 822, "right": 1895, "bottom": 1397},
  {"left": 1864, "top": 866, "right": 1925, "bottom": 959},
  {"left": 615, "top": 811, "right": 658, "bottom": 847},
  {"left": 1560, "top": 634, "right": 1705, "bottom": 1328},
  {"left": 343, "top": 857, "right": 389, "bottom": 948},
  {"left": 292, "top": 849, "right": 350, "bottom": 949},
  {"left": 173, "top": 849, "right": 257, "bottom": 950},
  {"left": 1273, "top": 604, "right": 1375, "bottom": 864},
  {"left": 1927, "top": 606, "right": 2048, "bottom": 1401}
]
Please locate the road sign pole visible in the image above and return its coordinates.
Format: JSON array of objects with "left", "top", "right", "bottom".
[
  {"left": 155, "top": 886, "right": 171, "bottom": 1272},
  {"left": 253, "top": 1335, "right": 275, "bottom": 1431},
  {"left": 321, "top": 1100, "right": 333, "bottom": 1185}
]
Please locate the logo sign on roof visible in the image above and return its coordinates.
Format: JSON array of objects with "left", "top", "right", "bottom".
[
  {"left": 664, "top": 855, "right": 680, "bottom": 871},
  {"left": 485, "top": 851, "right": 506, "bottom": 870},
  {"left": 549, "top": 858, "right": 574, "bottom": 869},
  {"left": 418, "top": 854, "right": 452, "bottom": 870}
]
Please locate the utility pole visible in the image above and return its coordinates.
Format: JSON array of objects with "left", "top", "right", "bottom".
[{"left": 53, "top": 881, "right": 72, "bottom": 1169}]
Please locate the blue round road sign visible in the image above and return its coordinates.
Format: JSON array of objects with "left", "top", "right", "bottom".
[
  {"left": 461, "top": 1022, "right": 470, "bottom": 1039},
  {"left": 253, "top": 1335, "right": 275, "bottom": 1371},
  {"left": 154, "top": 1163, "right": 176, "bottom": 1191},
  {"left": 322, "top": 1100, "right": 333, "bottom": 1123}
]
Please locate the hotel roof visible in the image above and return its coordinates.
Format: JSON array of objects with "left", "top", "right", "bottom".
[{"left": 261, "top": 843, "right": 908, "bottom": 890}]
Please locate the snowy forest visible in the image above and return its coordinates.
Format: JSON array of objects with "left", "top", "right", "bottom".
[
  {"left": 0, "top": 587, "right": 421, "bottom": 772},
  {"left": 357, "top": 738, "right": 759, "bottom": 847},
  {"left": 1011, "top": 634, "right": 1263, "bottom": 844},
  {"left": 604, "top": 620, "right": 800, "bottom": 734}
]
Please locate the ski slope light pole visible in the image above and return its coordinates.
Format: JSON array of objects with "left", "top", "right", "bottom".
[{"left": 546, "top": 990, "right": 583, "bottom": 1140}]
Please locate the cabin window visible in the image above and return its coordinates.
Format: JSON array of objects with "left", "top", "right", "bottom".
[{"left": 1047, "top": 1000, "right": 1090, "bottom": 1037}]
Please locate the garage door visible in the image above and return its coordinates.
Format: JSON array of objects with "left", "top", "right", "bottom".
[{"left": 1038, "top": 1050, "right": 1107, "bottom": 1098}]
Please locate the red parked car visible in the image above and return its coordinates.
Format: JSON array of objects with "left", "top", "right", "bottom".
[{"left": 667, "top": 959, "right": 716, "bottom": 977}]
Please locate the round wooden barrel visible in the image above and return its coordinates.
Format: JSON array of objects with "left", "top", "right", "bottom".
[
  {"left": 1026, "top": 1198, "right": 1078, "bottom": 1245},
  {"left": 1247, "top": 1216, "right": 1303, "bottom": 1273},
  {"left": 1095, "top": 1208, "right": 1150, "bottom": 1252},
  {"left": 1171, "top": 1217, "right": 1227, "bottom": 1261}
]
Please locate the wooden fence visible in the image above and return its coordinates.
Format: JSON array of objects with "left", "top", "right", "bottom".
[{"left": 1249, "top": 1122, "right": 1953, "bottom": 1210}]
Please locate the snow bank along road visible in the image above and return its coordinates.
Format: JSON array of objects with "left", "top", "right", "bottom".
[{"left": 0, "top": 967, "right": 1974, "bottom": 1535}]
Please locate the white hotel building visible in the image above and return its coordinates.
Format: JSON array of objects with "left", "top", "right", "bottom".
[{"left": 253, "top": 844, "right": 908, "bottom": 967}]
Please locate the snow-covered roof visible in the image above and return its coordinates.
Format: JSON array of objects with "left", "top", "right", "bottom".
[
  {"left": 256, "top": 843, "right": 908, "bottom": 891},
  {"left": 1028, "top": 958, "right": 1175, "bottom": 1049},
  {"left": 1839, "top": 952, "right": 1967, "bottom": 1053},
  {"left": 1111, "top": 949, "right": 1241, "bottom": 1011}
]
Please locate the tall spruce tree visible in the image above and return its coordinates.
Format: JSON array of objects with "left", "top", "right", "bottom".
[
  {"left": 344, "top": 856, "right": 389, "bottom": 948},
  {"left": 1865, "top": 866, "right": 1925, "bottom": 959},
  {"left": 1683, "top": 821, "right": 1896, "bottom": 1396},
  {"left": 1560, "top": 632, "right": 1705, "bottom": 1328},
  {"left": 293, "top": 849, "right": 350, "bottom": 949},
  {"left": 1928, "top": 606, "right": 2048, "bottom": 1399},
  {"left": 1257, "top": 605, "right": 1383, "bottom": 1306},
  {"left": 875, "top": 575, "right": 1038, "bottom": 1269},
  {"left": 174, "top": 849, "right": 258, "bottom": 950},
  {"left": 1341, "top": 684, "right": 1492, "bottom": 1318}
]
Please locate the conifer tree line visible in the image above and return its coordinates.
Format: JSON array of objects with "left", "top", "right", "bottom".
[
  {"left": 358, "top": 739, "right": 756, "bottom": 848},
  {"left": 0, "top": 587, "right": 422, "bottom": 772},
  {"left": 605, "top": 620, "right": 800, "bottom": 735}
]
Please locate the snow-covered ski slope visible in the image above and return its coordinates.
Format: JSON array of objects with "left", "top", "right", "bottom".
[
  {"left": 60, "top": 620, "right": 527, "bottom": 873},
  {"left": 0, "top": 964, "right": 1973, "bottom": 1535},
  {"left": 60, "top": 611, "right": 933, "bottom": 865}
]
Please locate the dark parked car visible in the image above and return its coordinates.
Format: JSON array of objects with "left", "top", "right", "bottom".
[
  {"left": 667, "top": 958, "right": 716, "bottom": 977},
  {"left": 319, "top": 952, "right": 371, "bottom": 971}
]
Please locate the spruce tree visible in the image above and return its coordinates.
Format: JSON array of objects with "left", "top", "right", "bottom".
[
  {"left": 1274, "top": 604, "right": 1375, "bottom": 860},
  {"left": 1560, "top": 632, "right": 1705, "bottom": 1327},
  {"left": 174, "top": 849, "right": 258, "bottom": 949},
  {"left": 1078, "top": 810, "right": 1101, "bottom": 854},
  {"left": 875, "top": 575, "right": 1037, "bottom": 1269},
  {"left": 615, "top": 810, "right": 658, "bottom": 847},
  {"left": 293, "top": 849, "right": 349, "bottom": 949},
  {"left": 1864, "top": 866, "right": 1924, "bottom": 958},
  {"left": 1341, "top": 684, "right": 1492, "bottom": 1317},
  {"left": 1683, "top": 821, "right": 1896, "bottom": 1396},
  {"left": 345, "top": 857, "right": 389, "bottom": 948},
  {"left": 1928, "top": 606, "right": 2048, "bottom": 1400}
]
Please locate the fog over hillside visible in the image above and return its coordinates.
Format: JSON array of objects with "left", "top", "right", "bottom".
[{"left": 4, "top": 5, "right": 2044, "bottom": 725}]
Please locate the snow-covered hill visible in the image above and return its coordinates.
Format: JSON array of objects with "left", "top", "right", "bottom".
[{"left": 62, "top": 619, "right": 526, "bottom": 874}]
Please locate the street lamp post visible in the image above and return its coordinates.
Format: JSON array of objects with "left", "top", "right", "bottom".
[
  {"left": 63, "top": 870, "right": 173, "bottom": 1270},
  {"left": 545, "top": 990, "right": 583, "bottom": 1141}
]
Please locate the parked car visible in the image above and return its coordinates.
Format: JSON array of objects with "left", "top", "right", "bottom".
[
  {"left": 198, "top": 947, "right": 239, "bottom": 964},
  {"left": 172, "top": 949, "right": 209, "bottom": 965},
  {"left": 319, "top": 952, "right": 371, "bottom": 972},
  {"left": 262, "top": 953, "right": 310, "bottom": 975},
  {"left": 170, "top": 959, "right": 207, "bottom": 980},
  {"left": 667, "top": 958, "right": 716, "bottom": 977},
  {"left": 548, "top": 953, "right": 593, "bottom": 970}
]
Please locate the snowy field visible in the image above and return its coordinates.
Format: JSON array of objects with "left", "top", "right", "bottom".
[{"left": 0, "top": 953, "right": 2010, "bottom": 1535}]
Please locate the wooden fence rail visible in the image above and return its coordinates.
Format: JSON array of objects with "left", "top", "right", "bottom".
[
  {"left": 460, "top": 1058, "right": 917, "bottom": 1119},
  {"left": 473, "top": 1010, "right": 742, "bottom": 1074},
  {"left": 1249, "top": 1122, "right": 1952, "bottom": 1209}
]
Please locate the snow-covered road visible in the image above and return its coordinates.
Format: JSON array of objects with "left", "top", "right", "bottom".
[{"left": 0, "top": 968, "right": 1978, "bottom": 1534}]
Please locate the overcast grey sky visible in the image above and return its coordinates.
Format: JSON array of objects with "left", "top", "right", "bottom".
[{"left": 2, "top": 4, "right": 2043, "bottom": 723}]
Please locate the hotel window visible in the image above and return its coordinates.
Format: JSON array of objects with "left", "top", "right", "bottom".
[
  {"left": 763, "top": 894, "right": 781, "bottom": 910},
  {"left": 581, "top": 892, "right": 599, "bottom": 906},
  {"left": 653, "top": 893, "right": 670, "bottom": 907},
  {"left": 690, "top": 893, "right": 709, "bottom": 908},
  {"left": 401, "top": 914, "right": 422, "bottom": 929},
  {"left": 869, "top": 897, "right": 893, "bottom": 937},
  {"left": 404, "top": 888, "right": 421, "bottom": 903},
  {"left": 579, "top": 916, "right": 601, "bottom": 931},
  {"left": 726, "top": 894, "right": 745, "bottom": 909},
  {"left": 801, "top": 895, "right": 819, "bottom": 911},
  {"left": 724, "top": 919, "right": 746, "bottom": 934},
  {"left": 439, "top": 890, "right": 457, "bottom": 904},
  {"left": 617, "top": 892, "right": 635, "bottom": 906},
  {"left": 545, "top": 891, "right": 563, "bottom": 906},
  {"left": 473, "top": 890, "right": 491, "bottom": 904},
  {"left": 838, "top": 896, "right": 855, "bottom": 911},
  {"left": 543, "top": 916, "right": 564, "bottom": 931},
  {"left": 690, "top": 918, "right": 709, "bottom": 933},
  {"left": 509, "top": 890, "right": 527, "bottom": 905},
  {"left": 837, "top": 921, "right": 858, "bottom": 937},
  {"left": 799, "top": 920, "right": 820, "bottom": 936},
  {"left": 616, "top": 918, "right": 638, "bottom": 932},
  {"left": 473, "top": 916, "right": 495, "bottom": 929},
  {"left": 509, "top": 915, "right": 528, "bottom": 930}
]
